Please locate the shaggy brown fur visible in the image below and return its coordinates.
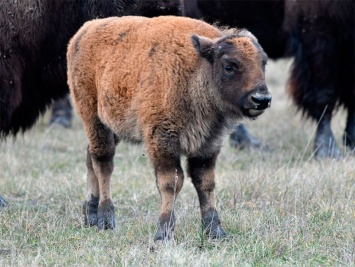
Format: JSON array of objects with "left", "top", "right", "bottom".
[{"left": 67, "top": 16, "right": 271, "bottom": 240}]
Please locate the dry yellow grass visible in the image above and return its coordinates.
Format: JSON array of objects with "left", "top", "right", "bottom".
[{"left": 0, "top": 60, "right": 354, "bottom": 267}]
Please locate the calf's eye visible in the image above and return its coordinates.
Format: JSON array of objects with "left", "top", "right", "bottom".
[{"left": 224, "top": 65, "right": 234, "bottom": 74}]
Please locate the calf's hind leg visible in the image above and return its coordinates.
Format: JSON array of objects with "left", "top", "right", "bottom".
[
  {"left": 187, "top": 154, "right": 227, "bottom": 239},
  {"left": 83, "top": 145, "right": 100, "bottom": 227},
  {"left": 83, "top": 117, "right": 117, "bottom": 230}
]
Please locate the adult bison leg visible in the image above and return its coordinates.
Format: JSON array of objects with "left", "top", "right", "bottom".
[
  {"left": 289, "top": 61, "right": 341, "bottom": 159},
  {"left": 48, "top": 95, "right": 73, "bottom": 128},
  {"left": 344, "top": 107, "right": 355, "bottom": 150},
  {"left": 85, "top": 118, "right": 117, "bottom": 230},
  {"left": 314, "top": 112, "right": 342, "bottom": 159},
  {"left": 187, "top": 154, "right": 227, "bottom": 239}
]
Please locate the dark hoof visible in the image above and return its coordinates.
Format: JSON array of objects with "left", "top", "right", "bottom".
[
  {"left": 203, "top": 209, "right": 227, "bottom": 239},
  {"left": 314, "top": 121, "right": 343, "bottom": 159},
  {"left": 206, "top": 224, "right": 227, "bottom": 239},
  {"left": 154, "top": 227, "right": 174, "bottom": 242},
  {"left": 97, "top": 199, "right": 115, "bottom": 230},
  {"left": 154, "top": 214, "right": 175, "bottom": 242},
  {"left": 0, "top": 196, "right": 7, "bottom": 207},
  {"left": 314, "top": 142, "right": 343, "bottom": 160},
  {"left": 83, "top": 195, "right": 99, "bottom": 227}
]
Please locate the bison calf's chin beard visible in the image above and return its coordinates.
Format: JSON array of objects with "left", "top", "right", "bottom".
[{"left": 242, "top": 89, "right": 272, "bottom": 118}]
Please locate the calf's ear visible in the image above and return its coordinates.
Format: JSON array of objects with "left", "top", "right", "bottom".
[{"left": 191, "top": 34, "right": 214, "bottom": 63}]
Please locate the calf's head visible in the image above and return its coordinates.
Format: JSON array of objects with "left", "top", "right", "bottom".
[{"left": 192, "top": 30, "right": 271, "bottom": 118}]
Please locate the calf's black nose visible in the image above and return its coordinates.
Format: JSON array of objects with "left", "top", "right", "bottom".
[{"left": 251, "top": 93, "right": 272, "bottom": 110}]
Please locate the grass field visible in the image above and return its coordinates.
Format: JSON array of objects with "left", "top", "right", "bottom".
[{"left": 0, "top": 60, "right": 354, "bottom": 267}]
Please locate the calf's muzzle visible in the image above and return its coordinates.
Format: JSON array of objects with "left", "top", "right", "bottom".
[
  {"left": 242, "top": 86, "right": 272, "bottom": 117},
  {"left": 251, "top": 93, "right": 272, "bottom": 110}
]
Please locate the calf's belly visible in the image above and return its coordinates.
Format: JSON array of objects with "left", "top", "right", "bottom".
[{"left": 98, "top": 102, "right": 143, "bottom": 143}]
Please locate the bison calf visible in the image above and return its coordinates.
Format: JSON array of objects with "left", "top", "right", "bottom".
[{"left": 67, "top": 16, "right": 271, "bottom": 241}]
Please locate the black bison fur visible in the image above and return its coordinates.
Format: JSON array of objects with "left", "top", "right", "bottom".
[
  {"left": 284, "top": 0, "right": 354, "bottom": 158},
  {"left": 183, "top": 0, "right": 287, "bottom": 60},
  {"left": 0, "top": 0, "right": 182, "bottom": 138}
]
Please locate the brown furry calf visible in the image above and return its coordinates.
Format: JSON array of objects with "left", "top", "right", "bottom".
[{"left": 67, "top": 16, "right": 271, "bottom": 241}]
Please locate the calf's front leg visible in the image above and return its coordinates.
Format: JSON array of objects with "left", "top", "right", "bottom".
[
  {"left": 150, "top": 151, "right": 184, "bottom": 241},
  {"left": 187, "top": 154, "right": 227, "bottom": 239}
]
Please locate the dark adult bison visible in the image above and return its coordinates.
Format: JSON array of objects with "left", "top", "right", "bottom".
[
  {"left": 284, "top": 0, "right": 354, "bottom": 158},
  {"left": 184, "top": 0, "right": 355, "bottom": 159},
  {"left": 0, "top": 0, "right": 182, "bottom": 205},
  {"left": 0, "top": 0, "right": 181, "bottom": 138}
]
